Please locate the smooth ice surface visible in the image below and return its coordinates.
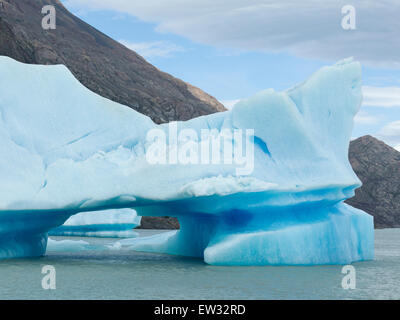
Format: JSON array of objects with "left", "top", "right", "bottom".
[
  {"left": 49, "top": 209, "right": 141, "bottom": 238},
  {"left": 0, "top": 56, "right": 374, "bottom": 264},
  {"left": 47, "top": 238, "right": 92, "bottom": 252}
]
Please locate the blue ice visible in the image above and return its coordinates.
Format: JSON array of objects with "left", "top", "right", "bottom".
[
  {"left": 49, "top": 209, "right": 141, "bottom": 238},
  {"left": 0, "top": 56, "right": 374, "bottom": 265}
]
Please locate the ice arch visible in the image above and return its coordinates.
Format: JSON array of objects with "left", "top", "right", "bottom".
[
  {"left": 48, "top": 209, "right": 141, "bottom": 238},
  {"left": 0, "top": 57, "right": 373, "bottom": 265}
]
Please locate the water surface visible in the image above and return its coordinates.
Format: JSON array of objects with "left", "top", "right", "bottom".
[{"left": 0, "top": 229, "right": 399, "bottom": 300}]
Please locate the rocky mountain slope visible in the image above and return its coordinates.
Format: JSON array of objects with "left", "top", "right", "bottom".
[
  {"left": 347, "top": 136, "right": 400, "bottom": 228},
  {"left": 0, "top": 0, "right": 225, "bottom": 124}
]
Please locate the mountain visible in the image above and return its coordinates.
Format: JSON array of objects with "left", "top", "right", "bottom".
[
  {"left": 0, "top": 0, "right": 225, "bottom": 124},
  {"left": 347, "top": 135, "right": 400, "bottom": 229}
]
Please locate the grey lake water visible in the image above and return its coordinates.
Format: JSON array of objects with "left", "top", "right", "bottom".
[{"left": 0, "top": 229, "right": 399, "bottom": 300}]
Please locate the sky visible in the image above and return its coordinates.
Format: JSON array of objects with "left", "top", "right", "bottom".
[{"left": 62, "top": 0, "right": 400, "bottom": 151}]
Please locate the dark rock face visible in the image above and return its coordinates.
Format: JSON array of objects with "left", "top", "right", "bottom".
[
  {"left": 0, "top": 0, "right": 225, "bottom": 124},
  {"left": 347, "top": 135, "right": 400, "bottom": 229},
  {"left": 137, "top": 217, "right": 180, "bottom": 230}
]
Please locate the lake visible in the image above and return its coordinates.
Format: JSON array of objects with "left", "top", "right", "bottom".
[{"left": 0, "top": 229, "right": 399, "bottom": 300}]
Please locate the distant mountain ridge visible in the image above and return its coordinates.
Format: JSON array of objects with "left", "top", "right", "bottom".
[
  {"left": 347, "top": 135, "right": 400, "bottom": 229},
  {"left": 0, "top": 0, "right": 225, "bottom": 124}
]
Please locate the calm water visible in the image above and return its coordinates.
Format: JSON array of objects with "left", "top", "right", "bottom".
[{"left": 0, "top": 229, "right": 399, "bottom": 300}]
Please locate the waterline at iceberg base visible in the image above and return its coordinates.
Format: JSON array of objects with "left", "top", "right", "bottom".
[{"left": 0, "top": 56, "right": 374, "bottom": 265}]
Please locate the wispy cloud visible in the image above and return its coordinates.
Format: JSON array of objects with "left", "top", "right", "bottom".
[
  {"left": 362, "top": 86, "right": 400, "bottom": 108},
  {"left": 378, "top": 120, "right": 400, "bottom": 149},
  {"left": 119, "top": 40, "right": 186, "bottom": 59},
  {"left": 379, "top": 120, "right": 400, "bottom": 136},
  {"left": 65, "top": 0, "right": 400, "bottom": 67},
  {"left": 354, "top": 112, "right": 381, "bottom": 125}
]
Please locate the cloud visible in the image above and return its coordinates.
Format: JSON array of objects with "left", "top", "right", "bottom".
[
  {"left": 119, "top": 40, "right": 185, "bottom": 58},
  {"left": 379, "top": 120, "right": 400, "bottom": 136},
  {"left": 362, "top": 86, "right": 400, "bottom": 108},
  {"left": 354, "top": 112, "right": 380, "bottom": 125},
  {"left": 64, "top": 0, "right": 400, "bottom": 67},
  {"left": 378, "top": 120, "right": 400, "bottom": 148}
]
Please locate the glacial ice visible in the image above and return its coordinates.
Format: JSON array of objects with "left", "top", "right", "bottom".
[
  {"left": 49, "top": 209, "right": 141, "bottom": 238},
  {"left": 47, "top": 238, "right": 93, "bottom": 252},
  {"left": 0, "top": 56, "right": 374, "bottom": 265}
]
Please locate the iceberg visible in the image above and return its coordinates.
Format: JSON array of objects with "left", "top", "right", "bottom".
[
  {"left": 49, "top": 209, "right": 141, "bottom": 238},
  {"left": 0, "top": 56, "right": 374, "bottom": 265},
  {"left": 47, "top": 238, "right": 93, "bottom": 252}
]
